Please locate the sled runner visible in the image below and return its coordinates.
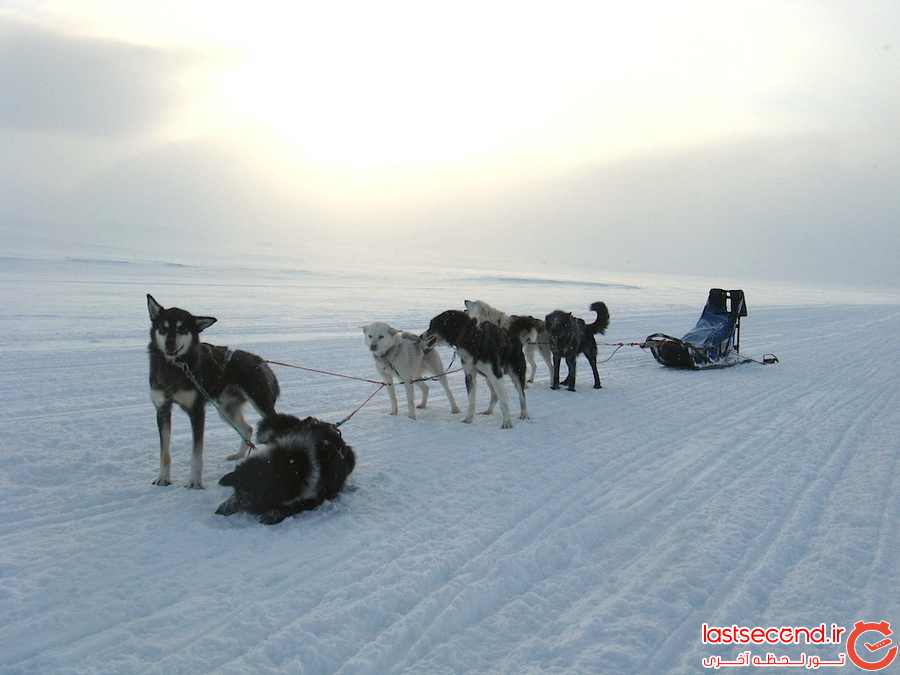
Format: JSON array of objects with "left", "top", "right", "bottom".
[{"left": 645, "top": 289, "right": 752, "bottom": 369}]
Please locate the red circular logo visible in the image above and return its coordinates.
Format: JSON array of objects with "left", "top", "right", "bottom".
[{"left": 846, "top": 620, "right": 898, "bottom": 671}]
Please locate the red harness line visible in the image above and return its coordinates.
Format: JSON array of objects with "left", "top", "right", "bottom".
[
  {"left": 264, "top": 359, "right": 384, "bottom": 385},
  {"left": 263, "top": 358, "right": 463, "bottom": 386},
  {"left": 264, "top": 356, "right": 464, "bottom": 428},
  {"left": 333, "top": 384, "right": 387, "bottom": 428}
]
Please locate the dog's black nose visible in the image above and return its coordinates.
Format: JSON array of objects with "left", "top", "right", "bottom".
[{"left": 369, "top": 345, "right": 377, "bottom": 351}]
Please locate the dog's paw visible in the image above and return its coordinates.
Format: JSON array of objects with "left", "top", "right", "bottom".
[
  {"left": 479, "top": 409, "right": 493, "bottom": 415},
  {"left": 416, "top": 402, "right": 427, "bottom": 409},
  {"left": 461, "top": 417, "right": 474, "bottom": 424},
  {"left": 450, "top": 406, "right": 460, "bottom": 414},
  {"left": 567, "top": 386, "right": 576, "bottom": 392},
  {"left": 152, "top": 478, "right": 171, "bottom": 486},
  {"left": 185, "top": 480, "right": 204, "bottom": 489},
  {"left": 389, "top": 409, "right": 398, "bottom": 416},
  {"left": 215, "top": 498, "right": 237, "bottom": 516},
  {"left": 519, "top": 412, "right": 529, "bottom": 420},
  {"left": 550, "top": 384, "right": 559, "bottom": 390},
  {"left": 258, "top": 510, "right": 288, "bottom": 525},
  {"left": 594, "top": 382, "right": 602, "bottom": 389},
  {"left": 501, "top": 419, "right": 513, "bottom": 429}
]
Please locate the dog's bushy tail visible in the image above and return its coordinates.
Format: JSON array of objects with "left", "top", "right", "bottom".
[{"left": 588, "top": 301, "right": 610, "bottom": 335}]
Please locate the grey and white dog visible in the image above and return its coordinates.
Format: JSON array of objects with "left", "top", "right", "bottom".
[
  {"left": 147, "top": 294, "right": 280, "bottom": 488},
  {"left": 464, "top": 299, "right": 553, "bottom": 384},
  {"left": 362, "top": 321, "right": 460, "bottom": 419}
]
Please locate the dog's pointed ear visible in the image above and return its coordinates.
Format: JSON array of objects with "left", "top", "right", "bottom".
[
  {"left": 147, "top": 294, "right": 163, "bottom": 321},
  {"left": 194, "top": 316, "right": 217, "bottom": 332},
  {"left": 218, "top": 471, "right": 236, "bottom": 487},
  {"left": 388, "top": 327, "right": 400, "bottom": 335}
]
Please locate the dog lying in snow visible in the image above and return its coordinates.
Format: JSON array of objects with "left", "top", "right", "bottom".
[
  {"left": 362, "top": 322, "right": 460, "bottom": 419},
  {"left": 544, "top": 302, "right": 610, "bottom": 391},
  {"left": 215, "top": 414, "right": 355, "bottom": 525},
  {"left": 421, "top": 310, "right": 527, "bottom": 429},
  {"left": 464, "top": 299, "right": 553, "bottom": 384}
]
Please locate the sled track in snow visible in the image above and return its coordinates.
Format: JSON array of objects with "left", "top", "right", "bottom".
[{"left": 3, "top": 283, "right": 899, "bottom": 675}]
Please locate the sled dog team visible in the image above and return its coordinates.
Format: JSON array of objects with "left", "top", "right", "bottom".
[{"left": 147, "top": 294, "right": 609, "bottom": 523}]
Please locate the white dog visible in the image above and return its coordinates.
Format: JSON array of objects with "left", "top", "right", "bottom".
[
  {"left": 362, "top": 322, "right": 460, "bottom": 419},
  {"left": 464, "top": 299, "right": 553, "bottom": 384}
]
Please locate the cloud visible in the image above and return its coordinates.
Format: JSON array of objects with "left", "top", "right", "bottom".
[
  {"left": 0, "top": 16, "right": 186, "bottom": 136},
  {"left": 0, "top": 6, "right": 897, "bottom": 288},
  {"left": 405, "top": 135, "right": 900, "bottom": 286},
  {"left": 14, "top": 139, "right": 326, "bottom": 260}
]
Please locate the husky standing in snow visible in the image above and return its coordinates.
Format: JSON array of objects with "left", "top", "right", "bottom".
[
  {"left": 464, "top": 299, "right": 553, "bottom": 384},
  {"left": 146, "top": 294, "right": 280, "bottom": 488},
  {"left": 215, "top": 413, "right": 355, "bottom": 525},
  {"left": 544, "top": 302, "right": 610, "bottom": 391},
  {"left": 362, "top": 322, "right": 460, "bottom": 419},
  {"left": 421, "top": 310, "right": 528, "bottom": 429}
]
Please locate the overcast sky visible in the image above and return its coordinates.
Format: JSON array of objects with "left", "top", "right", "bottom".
[{"left": 1, "top": 1, "right": 898, "bottom": 285}]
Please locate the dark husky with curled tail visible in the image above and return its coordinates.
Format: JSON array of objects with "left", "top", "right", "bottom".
[
  {"left": 544, "top": 301, "right": 610, "bottom": 391},
  {"left": 216, "top": 414, "right": 356, "bottom": 525}
]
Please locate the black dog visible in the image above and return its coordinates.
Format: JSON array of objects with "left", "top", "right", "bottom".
[
  {"left": 421, "top": 310, "right": 527, "bottom": 428},
  {"left": 544, "top": 302, "right": 610, "bottom": 391},
  {"left": 215, "top": 414, "right": 356, "bottom": 525},
  {"left": 147, "top": 294, "right": 280, "bottom": 488}
]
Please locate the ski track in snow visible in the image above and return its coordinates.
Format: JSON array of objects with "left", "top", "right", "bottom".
[{"left": 0, "top": 260, "right": 898, "bottom": 675}]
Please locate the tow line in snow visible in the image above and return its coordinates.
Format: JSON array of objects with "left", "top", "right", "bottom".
[
  {"left": 264, "top": 351, "right": 462, "bottom": 428},
  {"left": 187, "top": 288, "right": 779, "bottom": 438}
]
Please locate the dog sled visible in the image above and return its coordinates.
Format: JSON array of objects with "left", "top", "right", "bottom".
[{"left": 644, "top": 289, "right": 774, "bottom": 369}]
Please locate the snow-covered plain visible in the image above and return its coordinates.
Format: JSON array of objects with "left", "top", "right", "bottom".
[{"left": 1, "top": 256, "right": 898, "bottom": 674}]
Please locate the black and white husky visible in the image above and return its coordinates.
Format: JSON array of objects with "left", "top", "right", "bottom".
[
  {"left": 544, "top": 302, "right": 610, "bottom": 391},
  {"left": 147, "top": 294, "right": 280, "bottom": 488},
  {"left": 421, "top": 310, "right": 528, "bottom": 429},
  {"left": 215, "top": 414, "right": 356, "bottom": 525},
  {"left": 464, "top": 299, "right": 553, "bottom": 384},
  {"left": 362, "top": 322, "right": 460, "bottom": 419}
]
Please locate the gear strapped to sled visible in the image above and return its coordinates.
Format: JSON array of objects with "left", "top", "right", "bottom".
[{"left": 644, "top": 289, "right": 777, "bottom": 369}]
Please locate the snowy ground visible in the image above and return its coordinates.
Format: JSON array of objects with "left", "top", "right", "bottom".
[{"left": 1, "top": 256, "right": 898, "bottom": 674}]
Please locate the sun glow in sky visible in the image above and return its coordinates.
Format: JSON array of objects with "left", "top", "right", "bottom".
[
  {"left": 204, "top": 2, "right": 832, "bottom": 176},
  {"left": 3, "top": 1, "right": 899, "bottom": 284},
  {"left": 11, "top": 1, "right": 835, "bottom": 177}
]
